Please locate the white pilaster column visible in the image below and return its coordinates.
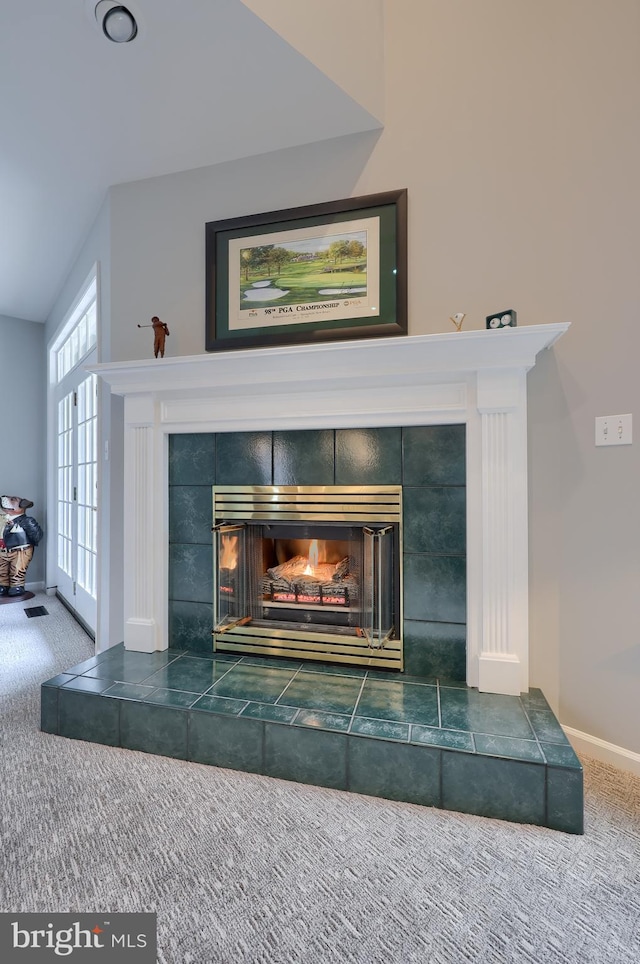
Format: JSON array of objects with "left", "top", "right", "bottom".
[
  {"left": 477, "top": 370, "right": 529, "bottom": 695},
  {"left": 122, "top": 394, "right": 165, "bottom": 652}
]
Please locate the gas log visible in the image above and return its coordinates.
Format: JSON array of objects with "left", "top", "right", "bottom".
[
  {"left": 266, "top": 555, "right": 351, "bottom": 586},
  {"left": 262, "top": 556, "right": 358, "bottom": 605}
]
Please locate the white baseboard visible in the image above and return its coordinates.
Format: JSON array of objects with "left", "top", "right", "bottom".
[
  {"left": 25, "top": 580, "right": 45, "bottom": 592},
  {"left": 562, "top": 725, "right": 640, "bottom": 778}
]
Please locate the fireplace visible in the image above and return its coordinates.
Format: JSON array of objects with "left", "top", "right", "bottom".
[
  {"left": 92, "top": 324, "right": 569, "bottom": 696},
  {"left": 212, "top": 484, "right": 403, "bottom": 668},
  {"left": 45, "top": 327, "right": 583, "bottom": 834},
  {"left": 54, "top": 325, "right": 586, "bottom": 834}
]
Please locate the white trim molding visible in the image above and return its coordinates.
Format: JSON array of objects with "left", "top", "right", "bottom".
[
  {"left": 563, "top": 725, "right": 640, "bottom": 778},
  {"left": 91, "top": 324, "right": 569, "bottom": 695}
]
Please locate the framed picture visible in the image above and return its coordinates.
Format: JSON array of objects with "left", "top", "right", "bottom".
[{"left": 205, "top": 189, "right": 407, "bottom": 352}]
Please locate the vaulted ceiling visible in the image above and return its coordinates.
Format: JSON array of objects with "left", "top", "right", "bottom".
[{"left": 0, "top": 0, "right": 381, "bottom": 322}]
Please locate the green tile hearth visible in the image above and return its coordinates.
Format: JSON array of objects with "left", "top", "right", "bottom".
[
  {"left": 192, "top": 694, "right": 248, "bottom": 715},
  {"left": 295, "top": 709, "right": 352, "bottom": 732},
  {"left": 356, "top": 678, "right": 439, "bottom": 727},
  {"left": 41, "top": 645, "right": 584, "bottom": 834},
  {"left": 241, "top": 702, "right": 299, "bottom": 723},
  {"left": 282, "top": 672, "right": 363, "bottom": 715}
]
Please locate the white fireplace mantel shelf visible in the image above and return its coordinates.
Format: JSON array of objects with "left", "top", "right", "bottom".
[
  {"left": 92, "top": 323, "right": 569, "bottom": 696},
  {"left": 95, "top": 324, "right": 568, "bottom": 406}
]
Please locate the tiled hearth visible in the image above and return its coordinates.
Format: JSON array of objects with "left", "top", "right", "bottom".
[{"left": 41, "top": 645, "right": 583, "bottom": 833}]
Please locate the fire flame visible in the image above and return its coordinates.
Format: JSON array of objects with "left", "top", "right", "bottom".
[
  {"left": 303, "top": 539, "right": 320, "bottom": 576},
  {"left": 220, "top": 534, "right": 238, "bottom": 570}
]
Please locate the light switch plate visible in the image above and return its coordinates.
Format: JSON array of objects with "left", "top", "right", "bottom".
[{"left": 595, "top": 414, "right": 632, "bottom": 446}]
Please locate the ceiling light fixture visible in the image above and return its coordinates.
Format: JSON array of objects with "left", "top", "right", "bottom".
[{"left": 94, "top": 1, "right": 138, "bottom": 43}]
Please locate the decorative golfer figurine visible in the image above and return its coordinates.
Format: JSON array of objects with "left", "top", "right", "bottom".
[
  {"left": 151, "top": 316, "right": 170, "bottom": 357},
  {"left": 0, "top": 496, "right": 43, "bottom": 597},
  {"left": 137, "top": 315, "right": 170, "bottom": 358}
]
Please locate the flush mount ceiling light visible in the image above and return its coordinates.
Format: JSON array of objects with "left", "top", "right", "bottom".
[{"left": 94, "top": 0, "right": 138, "bottom": 43}]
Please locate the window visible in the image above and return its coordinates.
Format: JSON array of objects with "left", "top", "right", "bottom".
[{"left": 49, "top": 270, "right": 99, "bottom": 632}]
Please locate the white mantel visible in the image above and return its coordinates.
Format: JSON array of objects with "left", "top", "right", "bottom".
[{"left": 93, "top": 323, "right": 569, "bottom": 696}]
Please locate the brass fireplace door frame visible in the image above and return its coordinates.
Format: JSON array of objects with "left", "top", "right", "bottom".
[{"left": 212, "top": 485, "right": 403, "bottom": 670}]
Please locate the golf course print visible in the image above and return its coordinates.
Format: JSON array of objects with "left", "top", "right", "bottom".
[{"left": 239, "top": 230, "right": 368, "bottom": 309}]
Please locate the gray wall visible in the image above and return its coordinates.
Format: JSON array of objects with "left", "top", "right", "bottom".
[
  {"left": 0, "top": 314, "right": 46, "bottom": 587},
  {"left": 53, "top": 0, "right": 640, "bottom": 754},
  {"left": 109, "top": 133, "right": 382, "bottom": 361}
]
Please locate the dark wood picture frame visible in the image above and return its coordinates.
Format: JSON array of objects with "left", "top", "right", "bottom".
[{"left": 205, "top": 189, "right": 407, "bottom": 352}]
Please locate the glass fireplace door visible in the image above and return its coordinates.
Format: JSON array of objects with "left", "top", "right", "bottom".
[
  {"left": 363, "top": 525, "right": 395, "bottom": 648},
  {"left": 213, "top": 523, "right": 249, "bottom": 634}
]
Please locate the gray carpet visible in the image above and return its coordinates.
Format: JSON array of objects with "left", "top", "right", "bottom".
[{"left": 1, "top": 593, "right": 639, "bottom": 963}]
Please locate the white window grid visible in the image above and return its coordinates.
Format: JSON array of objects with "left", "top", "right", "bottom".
[
  {"left": 57, "top": 392, "right": 74, "bottom": 578},
  {"left": 55, "top": 298, "right": 96, "bottom": 383},
  {"left": 76, "top": 374, "right": 98, "bottom": 597}
]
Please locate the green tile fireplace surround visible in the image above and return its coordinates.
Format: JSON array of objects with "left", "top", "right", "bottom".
[
  {"left": 41, "top": 423, "right": 583, "bottom": 833},
  {"left": 169, "top": 425, "right": 468, "bottom": 679}
]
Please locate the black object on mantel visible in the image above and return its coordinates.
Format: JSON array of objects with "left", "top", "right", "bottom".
[{"left": 486, "top": 309, "right": 517, "bottom": 329}]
